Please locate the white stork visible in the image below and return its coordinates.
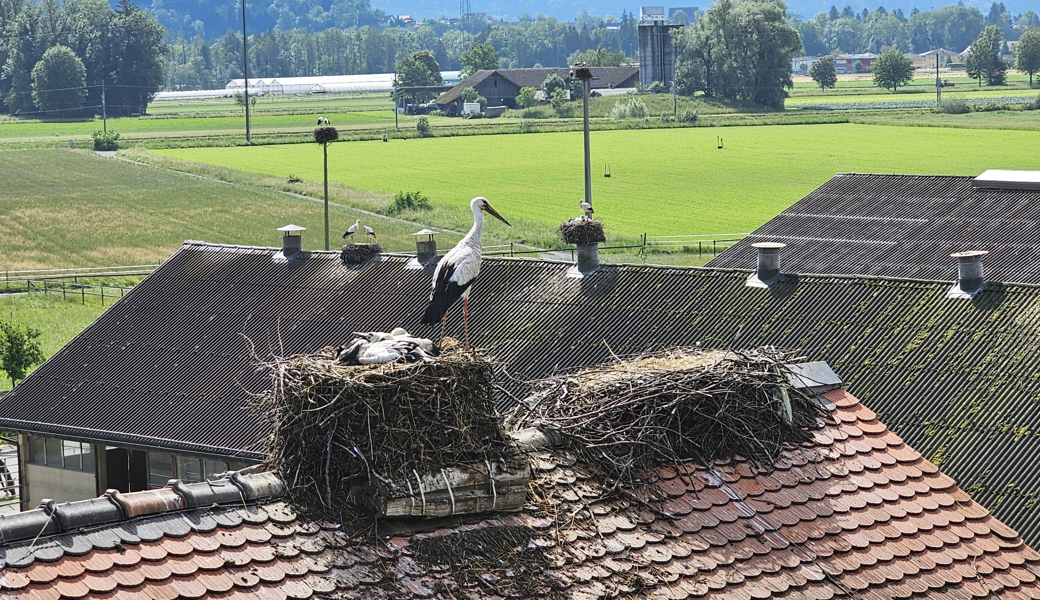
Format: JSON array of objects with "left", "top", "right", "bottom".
[
  {"left": 421, "top": 196, "right": 511, "bottom": 350},
  {"left": 580, "top": 200, "right": 594, "bottom": 220},
  {"left": 342, "top": 219, "right": 360, "bottom": 242},
  {"left": 364, "top": 225, "right": 376, "bottom": 241}
]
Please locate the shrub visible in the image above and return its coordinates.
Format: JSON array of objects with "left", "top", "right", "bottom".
[
  {"left": 938, "top": 99, "right": 969, "bottom": 114},
  {"left": 416, "top": 115, "right": 431, "bottom": 136},
  {"left": 287, "top": 173, "right": 303, "bottom": 183},
  {"left": 610, "top": 98, "right": 648, "bottom": 120},
  {"left": 387, "top": 190, "right": 431, "bottom": 214},
  {"left": 680, "top": 108, "right": 699, "bottom": 123},
  {"left": 1026, "top": 93, "right": 1040, "bottom": 111},
  {"left": 661, "top": 111, "right": 673, "bottom": 122},
  {"left": 647, "top": 80, "right": 666, "bottom": 94},
  {"left": 92, "top": 130, "right": 120, "bottom": 151}
]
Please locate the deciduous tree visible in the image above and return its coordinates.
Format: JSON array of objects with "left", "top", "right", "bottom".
[
  {"left": 0, "top": 320, "right": 45, "bottom": 387},
  {"left": 542, "top": 72, "right": 566, "bottom": 99},
  {"left": 809, "top": 56, "right": 837, "bottom": 89},
  {"left": 31, "top": 45, "right": 87, "bottom": 117},
  {"left": 516, "top": 86, "right": 537, "bottom": 108},
  {"left": 1014, "top": 28, "right": 1040, "bottom": 87},
  {"left": 871, "top": 47, "right": 914, "bottom": 92},
  {"left": 460, "top": 41, "right": 500, "bottom": 78}
]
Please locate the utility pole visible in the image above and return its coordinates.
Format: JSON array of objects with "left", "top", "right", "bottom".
[
  {"left": 101, "top": 79, "right": 107, "bottom": 134},
  {"left": 935, "top": 53, "right": 941, "bottom": 106},
  {"left": 573, "top": 65, "right": 594, "bottom": 208},
  {"left": 241, "top": 0, "right": 251, "bottom": 143}
]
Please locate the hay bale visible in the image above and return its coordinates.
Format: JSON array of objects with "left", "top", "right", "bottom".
[
  {"left": 559, "top": 218, "right": 606, "bottom": 244},
  {"left": 258, "top": 342, "right": 517, "bottom": 523},
  {"left": 508, "top": 347, "right": 829, "bottom": 495},
  {"left": 340, "top": 242, "right": 382, "bottom": 264}
]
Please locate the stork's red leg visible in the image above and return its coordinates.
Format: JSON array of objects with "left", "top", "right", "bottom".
[{"left": 463, "top": 296, "right": 470, "bottom": 351}]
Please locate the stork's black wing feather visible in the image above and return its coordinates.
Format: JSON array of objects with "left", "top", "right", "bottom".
[{"left": 421, "top": 261, "right": 471, "bottom": 325}]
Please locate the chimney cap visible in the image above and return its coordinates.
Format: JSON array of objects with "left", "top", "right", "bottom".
[
  {"left": 411, "top": 229, "right": 437, "bottom": 237},
  {"left": 278, "top": 224, "right": 306, "bottom": 234},
  {"left": 751, "top": 242, "right": 787, "bottom": 250},
  {"left": 951, "top": 250, "right": 988, "bottom": 259}
]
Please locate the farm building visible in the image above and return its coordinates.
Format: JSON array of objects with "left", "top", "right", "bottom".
[
  {"left": 638, "top": 21, "right": 682, "bottom": 86},
  {"left": 708, "top": 171, "right": 1040, "bottom": 283},
  {"left": 2, "top": 368, "right": 1040, "bottom": 599},
  {"left": 920, "top": 48, "right": 961, "bottom": 69},
  {"left": 11, "top": 227, "right": 1040, "bottom": 544},
  {"left": 833, "top": 53, "right": 877, "bottom": 73},
  {"left": 434, "top": 67, "right": 639, "bottom": 113},
  {"left": 224, "top": 72, "right": 461, "bottom": 96},
  {"left": 791, "top": 55, "right": 821, "bottom": 75}
]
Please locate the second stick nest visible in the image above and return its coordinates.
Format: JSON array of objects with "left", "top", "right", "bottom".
[{"left": 559, "top": 218, "right": 606, "bottom": 244}]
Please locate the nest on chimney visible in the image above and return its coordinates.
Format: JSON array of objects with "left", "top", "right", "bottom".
[
  {"left": 559, "top": 218, "right": 606, "bottom": 244},
  {"left": 340, "top": 242, "right": 382, "bottom": 264},
  {"left": 313, "top": 126, "right": 339, "bottom": 144}
]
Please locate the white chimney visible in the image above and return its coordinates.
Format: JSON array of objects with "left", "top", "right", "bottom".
[
  {"left": 746, "top": 242, "right": 786, "bottom": 288},
  {"left": 277, "top": 224, "right": 305, "bottom": 258},
  {"left": 947, "top": 250, "right": 988, "bottom": 299}
]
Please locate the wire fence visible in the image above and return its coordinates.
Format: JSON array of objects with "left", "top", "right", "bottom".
[
  {"left": 3, "top": 279, "right": 133, "bottom": 306},
  {"left": 3, "top": 264, "right": 158, "bottom": 284}
]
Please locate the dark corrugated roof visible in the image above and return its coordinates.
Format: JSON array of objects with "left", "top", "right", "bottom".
[
  {"left": 707, "top": 173, "right": 1040, "bottom": 283},
  {"left": 435, "top": 66, "right": 639, "bottom": 105},
  {"left": 9, "top": 242, "right": 1040, "bottom": 542}
]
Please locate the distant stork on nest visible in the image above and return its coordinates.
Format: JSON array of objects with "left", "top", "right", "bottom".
[
  {"left": 580, "top": 200, "right": 594, "bottom": 220},
  {"left": 421, "top": 196, "right": 511, "bottom": 350},
  {"left": 343, "top": 219, "right": 360, "bottom": 242}
]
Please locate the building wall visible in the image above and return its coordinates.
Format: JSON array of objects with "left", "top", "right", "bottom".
[
  {"left": 473, "top": 75, "right": 520, "bottom": 109},
  {"left": 638, "top": 22, "right": 682, "bottom": 87},
  {"left": 23, "top": 463, "right": 97, "bottom": 508}
]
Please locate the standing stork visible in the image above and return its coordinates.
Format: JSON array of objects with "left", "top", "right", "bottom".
[
  {"left": 364, "top": 225, "right": 376, "bottom": 241},
  {"left": 342, "top": 219, "right": 360, "bottom": 242},
  {"left": 580, "top": 199, "right": 594, "bottom": 220},
  {"left": 421, "top": 196, "right": 511, "bottom": 350}
]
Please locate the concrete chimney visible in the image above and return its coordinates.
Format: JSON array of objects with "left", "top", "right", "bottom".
[
  {"left": 277, "top": 224, "right": 305, "bottom": 257},
  {"left": 576, "top": 242, "right": 600, "bottom": 274},
  {"left": 947, "top": 250, "right": 988, "bottom": 298},
  {"left": 404, "top": 229, "right": 438, "bottom": 270},
  {"left": 746, "top": 242, "right": 786, "bottom": 288}
]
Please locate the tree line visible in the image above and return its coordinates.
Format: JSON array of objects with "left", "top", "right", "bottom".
[{"left": 0, "top": 0, "right": 166, "bottom": 116}]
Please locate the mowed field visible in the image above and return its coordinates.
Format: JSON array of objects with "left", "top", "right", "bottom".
[
  {"left": 0, "top": 149, "right": 468, "bottom": 271},
  {"left": 155, "top": 123, "right": 1040, "bottom": 240}
]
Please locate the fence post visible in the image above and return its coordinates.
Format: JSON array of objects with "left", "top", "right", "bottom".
[
  {"left": 62, "top": 282, "right": 66, "bottom": 301},
  {"left": 82, "top": 287, "right": 85, "bottom": 305},
  {"left": 510, "top": 242, "right": 514, "bottom": 257},
  {"left": 698, "top": 242, "right": 702, "bottom": 256},
  {"left": 713, "top": 241, "right": 717, "bottom": 255},
  {"left": 101, "top": 287, "right": 104, "bottom": 306}
]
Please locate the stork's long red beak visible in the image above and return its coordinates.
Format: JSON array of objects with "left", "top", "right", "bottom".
[{"left": 483, "top": 203, "right": 512, "bottom": 227}]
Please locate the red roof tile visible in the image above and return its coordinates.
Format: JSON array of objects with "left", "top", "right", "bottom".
[{"left": 2, "top": 389, "right": 1040, "bottom": 599}]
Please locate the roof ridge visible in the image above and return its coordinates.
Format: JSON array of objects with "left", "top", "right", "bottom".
[{"left": 0, "top": 471, "right": 282, "bottom": 546}]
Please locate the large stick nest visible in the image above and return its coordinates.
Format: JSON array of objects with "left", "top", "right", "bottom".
[
  {"left": 313, "top": 126, "right": 339, "bottom": 144},
  {"left": 256, "top": 342, "right": 514, "bottom": 523},
  {"left": 559, "top": 218, "right": 606, "bottom": 244},
  {"left": 340, "top": 242, "right": 382, "bottom": 264},
  {"left": 508, "top": 347, "right": 830, "bottom": 495}
]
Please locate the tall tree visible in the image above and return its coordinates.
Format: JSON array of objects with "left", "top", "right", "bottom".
[
  {"left": 31, "top": 44, "right": 86, "bottom": 116},
  {"left": 674, "top": 0, "right": 802, "bottom": 110},
  {"left": 0, "top": 321, "right": 45, "bottom": 387},
  {"left": 459, "top": 41, "right": 500, "bottom": 78},
  {"left": 968, "top": 25, "right": 1007, "bottom": 86},
  {"left": 1014, "top": 28, "right": 1040, "bottom": 86},
  {"left": 871, "top": 47, "right": 914, "bottom": 92}
]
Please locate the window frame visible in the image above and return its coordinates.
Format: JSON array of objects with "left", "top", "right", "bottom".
[{"left": 26, "top": 435, "right": 95, "bottom": 473}]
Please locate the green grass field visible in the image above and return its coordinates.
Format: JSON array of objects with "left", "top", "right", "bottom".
[
  {"left": 0, "top": 148, "right": 475, "bottom": 271},
  {"left": 0, "top": 293, "right": 107, "bottom": 392},
  {"left": 153, "top": 123, "right": 1040, "bottom": 243}
]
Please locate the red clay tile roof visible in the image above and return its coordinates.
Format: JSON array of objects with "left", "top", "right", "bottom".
[{"left": 3, "top": 387, "right": 1040, "bottom": 599}]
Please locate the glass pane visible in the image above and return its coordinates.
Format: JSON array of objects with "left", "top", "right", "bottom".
[
  {"left": 227, "top": 460, "right": 250, "bottom": 473},
  {"left": 148, "top": 453, "right": 174, "bottom": 488},
  {"left": 30, "top": 436, "right": 46, "bottom": 465},
  {"left": 45, "top": 438, "right": 62, "bottom": 468},
  {"left": 177, "top": 457, "right": 202, "bottom": 483},
  {"left": 62, "top": 440, "right": 82, "bottom": 471},
  {"left": 82, "top": 444, "right": 95, "bottom": 472},
  {"left": 202, "top": 460, "right": 228, "bottom": 480}
]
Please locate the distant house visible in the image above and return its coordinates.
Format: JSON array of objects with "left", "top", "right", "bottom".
[
  {"left": 433, "top": 67, "right": 639, "bottom": 114},
  {"left": 920, "top": 48, "right": 960, "bottom": 69},
  {"left": 833, "top": 52, "right": 877, "bottom": 73},
  {"left": 639, "top": 5, "right": 666, "bottom": 20},
  {"left": 791, "top": 55, "right": 821, "bottom": 75}
]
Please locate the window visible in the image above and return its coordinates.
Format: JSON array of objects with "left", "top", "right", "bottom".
[
  {"left": 176, "top": 456, "right": 203, "bottom": 483},
  {"left": 148, "top": 452, "right": 175, "bottom": 488},
  {"left": 26, "top": 436, "right": 95, "bottom": 472}
]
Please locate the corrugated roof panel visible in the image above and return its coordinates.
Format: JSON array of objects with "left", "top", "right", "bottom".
[{"left": 710, "top": 173, "right": 1040, "bottom": 283}]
